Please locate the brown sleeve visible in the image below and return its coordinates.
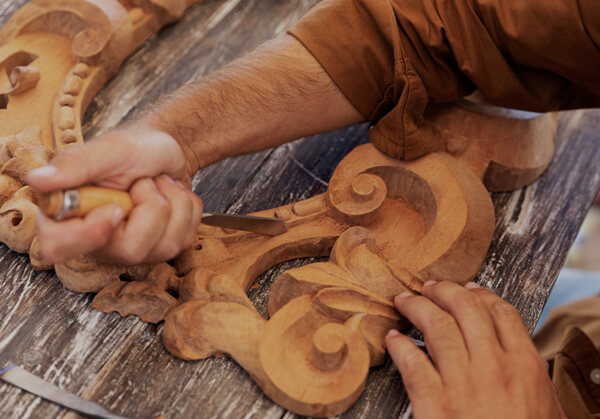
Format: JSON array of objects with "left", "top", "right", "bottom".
[{"left": 288, "top": 0, "right": 600, "bottom": 160}]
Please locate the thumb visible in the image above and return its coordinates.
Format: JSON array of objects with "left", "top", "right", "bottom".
[{"left": 26, "top": 140, "right": 127, "bottom": 192}]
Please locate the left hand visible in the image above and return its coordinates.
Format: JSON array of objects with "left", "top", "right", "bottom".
[{"left": 385, "top": 280, "right": 566, "bottom": 419}]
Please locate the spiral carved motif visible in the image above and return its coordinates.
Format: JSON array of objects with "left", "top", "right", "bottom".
[{"left": 328, "top": 171, "right": 387, "bottom": 225}]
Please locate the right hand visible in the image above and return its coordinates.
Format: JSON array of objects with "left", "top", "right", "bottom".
[
  {"left": 26, "top": 125, "right": 203, "bottom": 266},
  {"left": 385, "top": 281, "right": 566, "bottom": 419}
]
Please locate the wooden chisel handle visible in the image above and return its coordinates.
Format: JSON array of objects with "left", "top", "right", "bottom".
[
  {"left": 39, "top": 187, "right": 133, "bottom": 220},
  {"left": 38, "top": 187, "right": 289, "bottom": 236}
]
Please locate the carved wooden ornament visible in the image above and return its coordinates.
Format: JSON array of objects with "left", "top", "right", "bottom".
[{"left": 0, "top": 2, "right": 557, "bottom": 417}]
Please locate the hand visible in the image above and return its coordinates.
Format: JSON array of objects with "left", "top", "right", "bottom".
[
  {"left": 385, "top": 280, "right": 566, "bottom": 419},
  {"left": 26, "top": 125, "right": 203, "bottom": 265}
]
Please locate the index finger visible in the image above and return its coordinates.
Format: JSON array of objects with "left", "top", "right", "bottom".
[
  {"left": 26, "top": 140, "right": 131, "bottom": 193},
  {"left": 393, "top": 292, "right": 469, "bottom": 380},
  {"left": 26, "top": 127, "right": 186, "bottom": 192}
]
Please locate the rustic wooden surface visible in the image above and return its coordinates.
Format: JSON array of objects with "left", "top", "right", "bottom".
[{"left": 1, "top": 1, "right": 599, "bottom": 418}]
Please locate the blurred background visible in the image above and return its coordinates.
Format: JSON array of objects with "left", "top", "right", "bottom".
[{"left": 535, "top": 189, "right": 600, "bottom": 331}]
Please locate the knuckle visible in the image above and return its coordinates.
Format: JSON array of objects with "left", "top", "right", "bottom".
[
  {"left": 441, "top": 400, "right": 459, "bottom": 418},
  {"left": 483, "top": 359, "right": 509, "bottom": 384},
  {"left": 396, "top": 294, "right": 421, "bottom": 311},
  {"left": 57, "top": 144, "right": 93, "bottom": 173},
  {"left": 517, "top": 350, "right": 545, "bottom": 372},
  {"left": 87, "top": 223, "right": 113, "bottom": 247},
  {"left": 456, "top": 292, "right": 484, "bottom": 313},
  {"left": 428, "top": 312, "right": 456, "bottom": 331},
  {"left": 403, "top": 356, "right": 434, "bottom": 397},
  {"left": 191, "top": 192, "right": 203, "bottom": 211},
  {"left": 505, "top": 354, "right": 548, "bottom": 391},
  {"left": 403, "top": 348, "right": 430, "bottom": 369},
  {"left": 155, "top": 241, "right": 181, "bottom": 261},
  {"left": 424, "top": 280, "right": 451, "bottom": 295},
  {"left": 186, "top": 191, "right": 197, "bottom": 210},
  {"left": 136, "top": 177, "right": 154, "bottom": 189},
  {"left": 435, "top": 280, "right": 453, "bottom": 291},
  {"left": 130, "top": 178, "right": 154, "bottom": 197},
  {"left": 472, "top": 286, "right": 496, "bottom": 296},
  {"left": 57, "top": 143, "right": 85, "bottom": 160},
  {"left": 491, "top": 301, "right": 521, "bottom": 319},
  {"left": 119, "top": 244, "right": 148, "bottom": 266},
  {"left": 179, "top": 192, "right": 194, "bottom": 216},
  {"left": 154, "top": 195, "right": 171, "bottom": 215},
  {"left": 182, "top": 232, "right": 196, "bottom": 249}
]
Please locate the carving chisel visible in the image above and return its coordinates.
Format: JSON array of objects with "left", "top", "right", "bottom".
[
  {"left": 38, "top": 187, "right": 288, "bottom": 236},
  {"left": 0, "top": 365, "right": 132, "bottom": 419}
]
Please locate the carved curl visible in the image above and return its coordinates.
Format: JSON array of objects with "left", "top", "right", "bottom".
[
  {"left": 258, "top": 296, "right": 371, "bottom": 417},
  {"left": 0, "top": 187, "right": 38, "bottom": 254},
  {"left": 327, "top": 172, "right": 387, "bottom": 225}
]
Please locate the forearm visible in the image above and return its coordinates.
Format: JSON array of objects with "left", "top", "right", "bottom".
[{"left": 140, "top": 34, "right": 364, "bottom": 176}]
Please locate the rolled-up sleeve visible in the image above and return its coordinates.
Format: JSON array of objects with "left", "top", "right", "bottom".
[{"left": 289, "top": 0, "right": 600, "bottom": 160}]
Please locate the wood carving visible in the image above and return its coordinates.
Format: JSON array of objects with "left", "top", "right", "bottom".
[
  {"left": 0, "top": 2, "right": 558, "bottom": 417},
  {"left": 0, "top": 0, "right": 206, "bottom": 259}
]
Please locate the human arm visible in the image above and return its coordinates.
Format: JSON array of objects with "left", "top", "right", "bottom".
[
  {"left": 27, "top": 0, "right": 600, "bottom": 265},
  {"left": 385, "top": 280, "right": 566, "bottom": 419},
  {"left": 26, "top": 35, "right": 364, "bottom": 265},
  {"left": 142, "top": 35, "right": 365, "bottom": 175}
]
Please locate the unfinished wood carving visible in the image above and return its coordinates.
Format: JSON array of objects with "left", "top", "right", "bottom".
[
  {"left": 0, "top": 0, "right": 206, "bottom": 259},
  {"left": 0, "top": 2, "right": 558, "bottom": 417}
]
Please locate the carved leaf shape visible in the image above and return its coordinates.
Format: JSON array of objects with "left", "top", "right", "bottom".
[{"left": 93, "top": 280, "right": 178, "bottom": 324}]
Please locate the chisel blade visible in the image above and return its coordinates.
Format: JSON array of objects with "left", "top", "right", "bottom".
[
  {"left": 202, "top": 212, "right": 288, "bottom": 236},
  {"left": 0, "top": 365, "right": 131, "bottom": 419}
]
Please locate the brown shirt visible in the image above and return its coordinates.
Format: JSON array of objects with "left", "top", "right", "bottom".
[
  {"left": 289, "top": 0, "right": 600, "bottom": 160},
  {"left": 289, "top": 0, "right": 600, "bottom": 417},
  {"left": 534, "top": 297, "right": 600, "bottom": 418}
]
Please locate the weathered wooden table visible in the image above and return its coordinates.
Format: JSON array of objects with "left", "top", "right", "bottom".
[{"left": 1, "top": 1, "right": 599, "bottom": 418}]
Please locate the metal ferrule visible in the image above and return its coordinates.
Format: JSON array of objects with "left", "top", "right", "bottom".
[{"left": 55, "top": 189, "right": 79, "bottom": 221}]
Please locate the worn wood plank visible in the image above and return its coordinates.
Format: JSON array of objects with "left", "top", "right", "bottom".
[
  {"left": 0, "top": 0, "right": 599, "bottom": 418},
  {"left": 479, "top": 110, "right": 600, "bottom": 330},
  {"left": 0, "top": 1, "right": 28, "bottom": 26}
]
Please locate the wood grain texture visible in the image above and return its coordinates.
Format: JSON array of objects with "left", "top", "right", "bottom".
[{"left": 0, "top": 1, "right": 599, "bottom": 418}]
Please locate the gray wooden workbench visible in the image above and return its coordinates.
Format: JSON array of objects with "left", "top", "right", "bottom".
[{"left": 1, "top": 1, "right": 599, "bottom": 418}]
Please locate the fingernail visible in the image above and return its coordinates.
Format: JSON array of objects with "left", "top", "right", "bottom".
[
  {"left": 111, "top": 207, "right": 124, "bottom": 227},
  {"left": 422, "top": 280, "right": 438, "bottom": 287},
  {"left": 162, "top": 174, "right": 175, "bottom": 183},
  {"left": 29, "top": 165, "right": 57, "bottom": 178},
  {"left": 465, "top": 282, "right": 480, "bottom": 289},
  {"left": 387, "top": 329, "right": 400, "bottom": 338},
  {"left": 175, "top": 180, "right": 186, "bottom": 189},
  {"left": 397, "top": 291, "right": 412, "bottom": 299}
]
